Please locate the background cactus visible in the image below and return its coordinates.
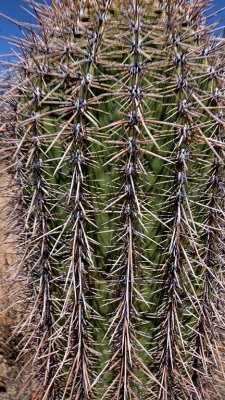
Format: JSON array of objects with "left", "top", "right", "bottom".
[{"left": 0, "top": 0, "right": 225, "bottom": 399}]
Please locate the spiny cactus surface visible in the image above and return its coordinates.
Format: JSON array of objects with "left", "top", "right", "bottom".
[{"left": 0, "top": 0, "right": 225, "bottom": 399}]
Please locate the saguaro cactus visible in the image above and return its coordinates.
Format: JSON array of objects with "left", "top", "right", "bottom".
[{"left": 0, "top": 0, "right": 225, "bottom": 399}]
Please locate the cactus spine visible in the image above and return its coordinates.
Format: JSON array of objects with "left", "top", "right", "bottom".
[{"left": 0, "top": 0, "right": 225, "bottom": 399}]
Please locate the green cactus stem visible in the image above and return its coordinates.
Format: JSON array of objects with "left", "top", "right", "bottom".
[{"left": 0, "top": 1, "right": 225, "bottom": 399}]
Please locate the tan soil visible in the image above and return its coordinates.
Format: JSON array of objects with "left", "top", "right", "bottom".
[{"left": 0, "top": 169, "right": 23, "bottom": 399}]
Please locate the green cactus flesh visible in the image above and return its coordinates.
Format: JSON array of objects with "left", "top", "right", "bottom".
[{"left": 0, "top": 0, "right": 225, "bottom": 399}]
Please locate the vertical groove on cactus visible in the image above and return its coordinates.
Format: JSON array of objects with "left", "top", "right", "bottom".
[
  {"left": 51, "top": 3, "right": 112, "bottom": 395},
  {"left": 100, "top": 2, "right": 161, "bottom": 398},
  {"left": 153, "top": 3, "right": 198, "bottom": 398},
  {"left": 26, "top": 126, "right": 58, "bottom": 399},
  {"left": 0, "top": 1, "right": 225, "bottom": 399}
]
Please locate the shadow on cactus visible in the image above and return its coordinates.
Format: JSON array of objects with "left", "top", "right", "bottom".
[{"left": 0, "top": 0, "right": 225, "bottom": 399}]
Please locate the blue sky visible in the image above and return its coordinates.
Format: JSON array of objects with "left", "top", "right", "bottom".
[{"left": 0, "top": 0, "right": 224, "bottom": 57}]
